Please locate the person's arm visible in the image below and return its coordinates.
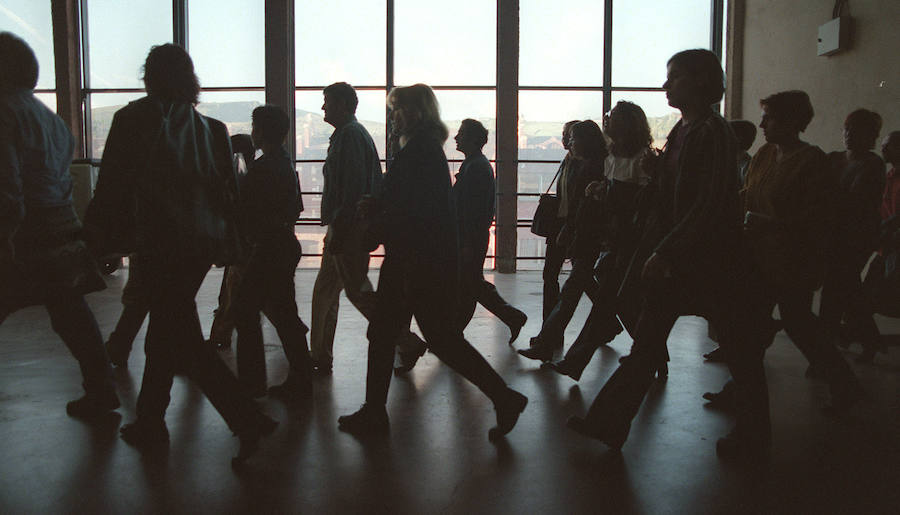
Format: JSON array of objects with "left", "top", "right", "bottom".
[
  {"left": 0, "top": 107, "right": 23, "bottom": 263},
  {"left": 329, "top": 128, "right": 370, "bottom": 249}
]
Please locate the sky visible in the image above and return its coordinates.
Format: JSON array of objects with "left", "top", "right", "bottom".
[{"left": 0, "top": 0, "right": 718, "bottom": 119}]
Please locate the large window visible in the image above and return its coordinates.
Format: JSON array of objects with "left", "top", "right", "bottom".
[{"left": 0, "top": 0, "right": 56, "bottom": 111}]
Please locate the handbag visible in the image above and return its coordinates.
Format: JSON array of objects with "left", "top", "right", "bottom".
[{"left": 530, "top": 165, "right": 564, "bottom": 238}]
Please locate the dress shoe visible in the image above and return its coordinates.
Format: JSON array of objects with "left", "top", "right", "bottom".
[
  {"left": 105, "top": 341, "right": 129, "bottom": 368},
  {"left": 310, "top": 359, "right": 333, "bottom": 376},
  {"left": 206, "top": 337, "right": 231, "bottom": 350},
  {"left": 489, "top": 389, "right": 528, "bottom": 441},
  {"left": 506, "top": 310, "right": 528, "bottom": 345},
  {"left": 394, "top": 345, "right": 426, "bottom": 376},
  {"left": 566, "top": 415, "right": 627, "bottom": 451},
  {"left": 543, "top": 359, "right": 583, "bottom": 381},
  {"left": 517, "top": 337, "right": 557, "bottom": 362},
  {"left": 268, "top": 373, "right": 313, "bottom": 401},
  {"left": 703, "top": 346, "right": 726, "bottom": 362},
  {"left": 232, "top": 415, "right": 278, "bottom": 467},
  {"left": 66, "top": 391, "right": 120, "bottom": 419},
  {"left": 702, "top": 387, "right": 737, "bottom": 411},
  {"left": 120, "top": 419, "right": 170, "bottom": 448},
  {"left": 337, "top": 403, "right": 390, "bottom": 436}
]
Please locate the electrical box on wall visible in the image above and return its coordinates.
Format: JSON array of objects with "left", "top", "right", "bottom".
[{"left": 818, "top": 16, "right": 851, "bottom": 56}]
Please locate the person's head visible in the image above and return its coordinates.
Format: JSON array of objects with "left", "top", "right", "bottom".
[
  {"left": 562, "top": 120, "right": 580, "bottom": 151},
  {"left": 0, "top": 32, "right": 38, "bottom": 93},
  {"left": 729, "top": 120, "right": 757, "bottom": 151},
  {"left": 663, "top": 49, "right": 725, "bottom": 109},
  {"left": 758, "top": 90, "right": 814, "bottom": 145},
  {"left": 386, "top": 84, "right": 448, "bottom": 143},
  {"left": 569, "top": 120, "right": 608, "bottom": 161},
  {"left": 606, "top": 101, "right": 652, "bottom": 158},
  {"left": 843, "top": 109, "right": 882, "bottom": 152},
  {"left": 142, "top": 44, "right": 200, "bottom": 105},
  {"left": 322, "top": 82, "right": 358, "bottom": 127},
  {"left": 882, "top": 131, "right": 900, "bottom": 166},
  {"left": 251, "top": 105, "right": 290, "bottom": 149},
  {"left": 454, "top": 118, "right": 488, "bottom": 155}
]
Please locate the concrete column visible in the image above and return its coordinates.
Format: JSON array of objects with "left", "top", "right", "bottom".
[
  {"left": 265, "top": 0, "right": 296, "bottom": 160},
  {"left": 496, "top": 0, "right": 519, "bottom": 273},
  {"left": 51, "top": 0, "right": 84, "bottom": 158}
]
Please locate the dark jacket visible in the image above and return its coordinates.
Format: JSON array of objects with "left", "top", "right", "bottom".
[
  {"left": 240, "top": 147, "right": 301, "bottom": 247},
  {"left": 85, "top": 96, "right": 239, "bottom": 265},
  {"left": 452, "top": 152, "right": 494, "bottom": 262},
  {"left": 369, "top": 130, "right": 458, "bottom": 275},
  {"left": 828, "top": 150, "right": 886, "bottom": 254}
]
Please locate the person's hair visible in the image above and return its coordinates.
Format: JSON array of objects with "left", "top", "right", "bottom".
[
  {"left": 0, "top": 32, "right": 38, "bottom": 92},
  {"left": 230, "top": 133, "right": 255, "bottom": 163},
  {"left": 570, "top": 120, "right": 608, "bottom": 161},
  {"left": 759, "top": 90, "right": 815, "bottom": 132},
  {"left": 459, "top": 118, "right": 488, "bottom": 149},
  {"left": 323, "top": 82, "right": 359, "bottom": 114},
  {"left": 667, "top": 49, "right": 725, "bottom": 105},
  {"left": 387, "top": 83, "right": 448, "bottom": 143},
  {"left": 844, "top": 109, "right": 883, "bottom": 149},
  {"left": 252, "top": 105, "right": 290, "bottom": 145},
  {"left": 606, "top": 101, "right": 652, "bottom": 158},
  {"left": 142, "top": 44, "right": 200, "bottom": 105},
  {"left": 729, "top": 120, "right": 758, "bottom": 151}
]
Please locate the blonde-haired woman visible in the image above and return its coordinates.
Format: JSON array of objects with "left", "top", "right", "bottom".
[{"left": 338, "top": 84, "right": 527, "bottom": 440}]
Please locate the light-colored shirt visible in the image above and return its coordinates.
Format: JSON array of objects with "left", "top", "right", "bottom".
[{"left": 604, "top": 150, "right": 650, "bottom": 186}]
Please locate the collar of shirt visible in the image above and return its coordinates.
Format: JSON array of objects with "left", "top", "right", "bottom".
[{"left": 329, "top": 115, "right": 358, "bottom": 143}]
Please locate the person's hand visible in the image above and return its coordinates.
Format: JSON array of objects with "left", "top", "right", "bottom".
[
  {"left": 585, "top": 180, "right": 606, "bottom": 200},
  {"left": 641, "top": 252, "right": 671, "bottom": 282}
]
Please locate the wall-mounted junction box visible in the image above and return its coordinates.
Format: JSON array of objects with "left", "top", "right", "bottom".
[{"left": 818, "top": 16, "right": 851, "bottom": 56}]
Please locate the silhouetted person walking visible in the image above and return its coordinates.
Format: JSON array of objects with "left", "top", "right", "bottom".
[
  {"left": 0, "top": 32, "right": 118, "bottom": 419},
  {"left": 452, "top": 118, "right": 527, "bottom": 339},
  {"left": 232, "top": 105, "right": 313, "bottom": 400},
  {"left": 85, "top": 44, "right": 276, "bottom": 465},
  {"left": 337, "top": 84, "right": 527, "bottom": 440}
]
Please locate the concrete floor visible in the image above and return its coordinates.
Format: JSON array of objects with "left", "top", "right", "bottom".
[{"left": 1, "top": 268, "right": 898, "bottom": 514}]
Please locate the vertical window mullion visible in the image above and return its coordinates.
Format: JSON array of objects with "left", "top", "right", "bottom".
[
  {"left": 603, "top": 0, "right": 613, "bottom": 116},
  {"left": 173, "top": 0, "right": 188, "bottom": 49}
]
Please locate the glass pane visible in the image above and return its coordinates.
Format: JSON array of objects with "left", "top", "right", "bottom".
[
  {"left": 433, "top": 90, "right": 495, "bottom": 161},
  {"left": 612, "top": 0, "right": 711, "bottom": 87},
  {"left": 189, "top": 0, "right": 264, "bottom": 87},
  {"left": 196, "top": 90, "right": 265, "bottom": 141},
  {"left": 295, "top": 89, "right": 387, "bottom": 160},
  {"left": 0, "top": 0, "right": 55, "bottom": 89},
  {"left": 89, "top": 92, "right": 146, "bottom": 158},
  {"left": 87, "top": 0, "right": 173, "bottom": 88},
  {"left": 517, "top": 162, "right": 561, "bottom": 194},
  {"left": 295, "top": 0, "right": 386, "bottom": 86},
  {"left": 394, "top": 0, "right": 495, "bottom": 86},
  {"left": 517, "top": 226, "right": 547, "bottom": 262},
  {"left": 518, "top": 91, "right": 605, "bottom": 161},
  {"left": 610, "top": 91, "right": 680, "bottom": 148},
  {"left": 296, "top": 224, "right": 326, "bottom": 268},
  {"left": 520, "top": 0, "right": 604, "bottom": 87},
  {"left": 34, "top": 92, "right": 57, "bottom": 113}
]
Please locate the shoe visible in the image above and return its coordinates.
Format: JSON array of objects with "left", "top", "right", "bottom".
[
  {"left": 310, "top": 359, "right": 333, "bottom": 376},
  {"left": 702, "top": 388, "right": 737, "bottom": 411},
  {"left": 106, "top": 341, "right": 129, "bottom": 368},
  {"left": 489, "top": 389, "right": 528, "bottom": 441},
  {"left": 716, "top": 430, "right": 771, "bottom": 461},
  {"left": 566, "top": 415, "right": 627, "bottom": 450},
  {"left": 120, "top": 419, "right": 170, "bottom": 448},
  {"left": 66, "top": 391, "right": 120, "bottom": 419},
  {"left": 703, "top": 347, "right": 726, "bottom": 363},
  {"left": 543, "top": 359, "right": 583, "bottom": 381},
  {"left": 656, "top": 361, "right": 668, "bottom": 380},
  {"left": 268, "top": 373, "right": 313, "bottom": 401},
  {"left": 394, "top": 345, "right": 426, "bottom": 376},
  {"left": 232, "top": 415, "right": 278, "bottom": 467},
  {"left": 517, "top": 337, "right": 557, "bottom": 362},
  {"left": 337, "top": 403, "right": 390, "bottom": 436},
  {"left": 506, "top": 310, "right": 528, "bottom": 345}
]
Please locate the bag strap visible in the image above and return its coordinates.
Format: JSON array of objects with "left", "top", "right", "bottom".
[{"left": 544, "top": 161, "right": 564, "bottom": 195}]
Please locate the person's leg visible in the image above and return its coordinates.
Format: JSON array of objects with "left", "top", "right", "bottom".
[
  {"left": 233, "top": 256, "right": 270, "bottom": 396},
  {"left": 106, "top": 301, "right": 150, "bottom": 366},
  {"left": 310, "top": 244, "right": 344, "bottom": 370},
  {"left": 45, "top": 294, "right": 119, "bottom": 415},
  {"left": 209, "top": 265, "right": 242, "bottom": 347},
  {"left": 473, "top": 272, "right": 527, "bottom": 334},
  {"left": 457, "top": 258, "right": 482, "bottom": 331},
  {"left": 542, "top": 237, "right": 565, "bottom": 320},
  {"left": 552, "top": 304, "right": 622, "bottom": 379}
]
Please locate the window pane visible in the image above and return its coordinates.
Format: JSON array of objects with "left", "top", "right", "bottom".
[
  {"left": 87, "top": 0, "right": 172, "bottom": 88},
  {"left": 0, "top": 0, "right": 55, "bottom": 89},
  {"left": 295, "top": 89, "right": 387, "bottom": 160},
  {"left": 189, "top": 0, "right": 264, "bottom": 87},
  {"left": 518, "top": 91, "right": 604, "bottom": 160},
  {"left": 89, "top": 92, "right": 145, "bottom": 158},
  {"left": 612, "top": 0, "right": 711, "bottom": 87},
  {"left": 432, "top": 90, "right": 495, "bottom": 161},
  {"left": 610, "top": 91, "right": 680, "bottom": 148},
  {"left": 520, "top": 0, "right": 604, "bottom": 87},
  {"left": 518, "top": 162, "right": 561, "bottom": 194},
  {"left": 517, "top": 226, "right": 547, "bottom": 262},
  {"left": 394, "top": 0, "right": 495, "bottom": 86},
  {"left": 295, "top": 0, "right": 385, "bottom": 86},
  {"left": 35, "top": 92, "right": 57, "bottom": 113},
  {"left": 196, "top": 90, "right": 266, "bottom": 140}
]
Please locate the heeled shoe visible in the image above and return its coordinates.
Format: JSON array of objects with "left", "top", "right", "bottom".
[
  {"left": 66, "top": 391, "right": 120, "bottom": 419},
  {"left": 566, "top": 416, "right": 627, "bottom": 451},
  {"left": 543, "top": 359, "right": 583, "bottom": 381},
  {"left": 232, "top": 415, "right": 278, "bottom": 467},
  {"left": 488, "top": 389, "right": 528, "bottom": 441},
  {"left": 517, "top": 337, "right": 557, "bottom": 362},
  {"left": 506, "top": 310, "right": 528, "bottom": 345},
  {"left": 337, "top": 403, "right": 390, "bottom": 436}
]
